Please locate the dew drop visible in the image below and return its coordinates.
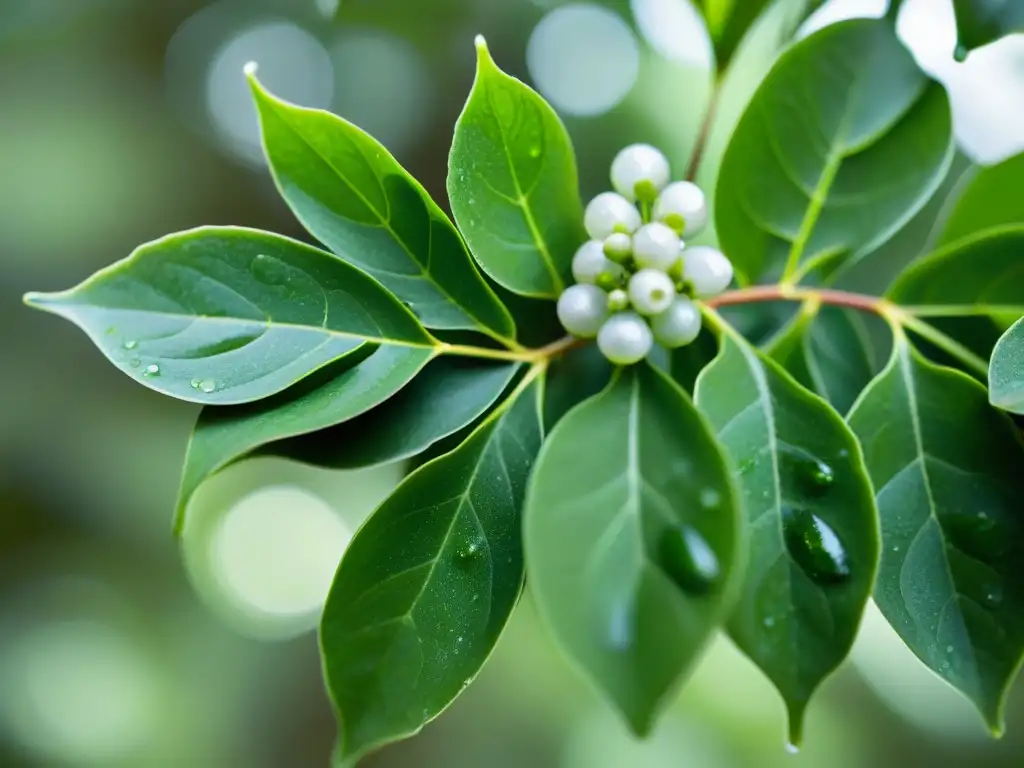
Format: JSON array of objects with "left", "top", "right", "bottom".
[
  {"left": 143, "top": 364, "right": 160, "bottom": 377},
  {"left": 809, "top": 461, "right": 834, "bottom": 489},
  {"left": 699, "top": 488, "right": 721, "bottom": 510},
  {"left": 128, "top": 358, "right": 141, "bottom": 369},
  {"left": 782, "top": 507, "right": 850, "bottom": 584},
  {"left": 528, "top": 144, "right": 541, "bottom": 158},
  {"left": 657, "top": 525, "right": 720, "bottom": 594},
  {"left": 785, "top": 742, "right": 800, "bottom": 755},
  {"left": 190, "top": 378, "right": 202, "bottom": 390},
  {"left": 199, "top": 380, "right": 217, "bottom": 394},
  {"left": 122, "top": 339, "right": 137, "bottom": 350},
  {"left": 763, "top": 615, "right": 776, "bottom": 628},
  {"left": 456, "top": 539, "right": 483, "bottom": 564},
  {"left": 953, "top": 42, "right": 968, "bottom": 62},
  {"left": 456, "top": 635, "right": 464, "bottom": 644},
  {"left": 985, "top": 584, "right": 1003, "bottom": 606},
  {"left": 892, "top": 545, "right": 900, "bottom": 553},
  {"left": 946, "top": 644, "right": 953, "bottom": 653},
  {"left": 738, "top": 457, "right": 756, "bottom": 476}
]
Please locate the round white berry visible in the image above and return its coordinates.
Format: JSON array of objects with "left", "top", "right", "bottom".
[
  {"left": 607, "top": 288, "right": 629, "bottom": 312},
  {"left": 628, "top": 268, "right": 676, "bottom": 316},
  {"left": 597, "top": 311, "right": 653, "bottom": 365},
  {"left": 653, "top": 181, "right": 708, "bottom": 236},
  {"left": 611, "top": 144, "right": 670, "bottom": 202},
  {"left": 632, "top": 222, "right": 681, "bottom": 271},
  {"left": 557, "top": 284, "right": 609, "bottom": 338},
  {"left": 584, "top": 192, "right": 641, "bottom": 240},
  {"left": 572, "top": 240, "right": 623, "bottom": 285},
  {"left": 651, "top": 297, "right": 702, "bottom": 348},
  {"left": 603, "top": 232, "right": 632, "bottom": 262},
  {"left": 683, "top": 246, "right": 734, "bottom": 297}
]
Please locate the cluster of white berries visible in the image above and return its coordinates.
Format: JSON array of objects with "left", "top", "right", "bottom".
[{"left": 556, "top": 144, "right": 734, "bottom": 365}]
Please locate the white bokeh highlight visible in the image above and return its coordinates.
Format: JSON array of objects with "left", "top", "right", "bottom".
[
  {"left": 527, "top": 3, "right": 641, "bottom": 117},
  {"left": 206, "top": 20, "right": 334, "bottom": 164},
  {"left": 631, "top": 0, "right": 714, "bottom": 69}
]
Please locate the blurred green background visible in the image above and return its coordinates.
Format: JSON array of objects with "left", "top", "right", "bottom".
[{"left": 3, "top": 0, "right": 1024, "bottom": 766}]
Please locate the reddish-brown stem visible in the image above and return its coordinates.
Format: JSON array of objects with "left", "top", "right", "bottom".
[
  {"left": 704, "top": 285, "right": 890, "bottom": 315},
  {"left": 684, "top": 75, "right": 722, "bottom": 181}
]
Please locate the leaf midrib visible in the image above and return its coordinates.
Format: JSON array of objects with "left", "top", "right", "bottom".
[
  {"left": 483, "top": 80, "right": 564, "bottom": 294},
  {"left": 266, "top": 98, "right": 502, "bottom": 335}
]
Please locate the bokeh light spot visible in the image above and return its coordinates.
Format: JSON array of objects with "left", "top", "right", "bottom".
[
  {"left": 631, "top": 0, "right": 714, "bottom": 69},
  {"left": 527, "top": 3, "right": 640, "bottom": 117}
]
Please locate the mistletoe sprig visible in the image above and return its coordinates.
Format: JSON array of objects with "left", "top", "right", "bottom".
[{"left": 24, "top": 9, "right": 1024, "bottom": 767}]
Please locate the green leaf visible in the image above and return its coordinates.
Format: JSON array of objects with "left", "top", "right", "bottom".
[
  {"left": 23, "top": 227, "right": 434, "bottom": 405},
  {"left": 698, "top": 0, "right": 826, "bottom": 71},
  {"left": 524, "top": 363, "right": 741, "bottom": 736},
  {"left": 266, "top": 357, "right": 520, "bottom": 469},
  {"left": 174, "top": 345, "right": 434, "bottom": 530},
  {"left": 888, "top": 226, "right": 1024, "bottom": 319},
  {"left": 715, "top": 18, "right": 953, "bottom": 284},
  {"left": 542, "top": 344, "right": 613, "bottom": 432},
  {"left": 952, "top": 0, "right": 1024, "bottom": 57},
  {"left": 935, "top": 152, "right": 1024, "bottom": 246},
  {"left": 847, "top": 334, "right": 1024, "bottom": 732},
  {"left": 766, "top": 303, "right": 879, "bottom": 415},
  {"left": 694, "top": 325, "right": 878, "bottom": 744},
  {"left": 322, "top": 370, "right": 545, "bottom": 763},
  {"left": 247, "top": 71, "right": 516, "bottom": 343},
  {"left": 447, "top": 38, "right": 585, "bottom": 299},
  {"left": 990, "top": 317, "right": 1024, "bottom": 414}
]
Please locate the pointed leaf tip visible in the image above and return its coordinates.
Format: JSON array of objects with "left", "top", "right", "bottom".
[{"left": 243, "top": 60, "right": 259, "bottom": 78}]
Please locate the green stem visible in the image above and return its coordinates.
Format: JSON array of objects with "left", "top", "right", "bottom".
[
  {"left": 439, "top": 334, "right": 582, "bottom": 364},
  {"left": 888, "top": 310, "right": 990, "bottom": 378},
  {"left": 903, "top": 303, "right": 1024, "bottom": 318}
]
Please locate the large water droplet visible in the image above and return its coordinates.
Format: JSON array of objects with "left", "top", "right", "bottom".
[
  {"left": 953, "top": 42, "right": 968, "bottom": 62},
  {"left": 785, "top": 742, "right": 800, "bottom": 755},
  {"left": 782, "top": 507, "right": 850, "bottom": 583},
  {"left": 456, "top": 538, "right": 483, "bottom": 566},
  {"left": 782, "top": 447, "right": 834, "bottom": 495},
  {"left": 199, "top": 379, "right": 217, "bottom": 394},
  {"left": 143, "top": 364, "right": 160, "bottom": 377},
  {"left": 657, "top": 525, "right": 720, "bottom": 594}
]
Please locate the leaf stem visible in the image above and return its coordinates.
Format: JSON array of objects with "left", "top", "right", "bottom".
[
  {"left": 704, "top": 284, "right": 889, "bottom": 314},
  {"left": 888, "top": 309, "right": 990, "bottom": 378},
  {"left": 439, "top": 334, "right": 584, "bottom": 364},
  {"left": 685, "top": 72, "right": 723, "bottom": 181}
]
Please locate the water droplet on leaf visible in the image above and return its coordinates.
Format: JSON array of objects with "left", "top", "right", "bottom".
[
  {"left": 785, "top": 742, "right": 799, "bottom": 755},
  {"left": 190, "top": 379, "right": 201, "bottom": 390},
  {"left": 128, "top": 358, "right": 141, "bottom": 368},
  {"left": 528, "top": 144, "right": 541, "bottom": 158},
  {"left": 122, "top": 339, "right": 137, "bottom": 350},
  {"left": 946, "top": 644, "right": 953, "bottom": 653},
  {"left": 763, "top": 615, "right": 775, "bottom": 628},
  {"left": 953, "top": 42, "right": 968, "bottom": 62},
  {"left": 606, "top": 598, "right": 634, "bottom": 652},
  {"left": 699, "top": 488, "right": 721, "bottom": 510},
  {"left": 985, "top": 584, "right": 1003, "bottom": 606},
  {"left": 199, "top": 379, "right": 217, "bottom": 394},
  {"left": 457, "top": 539, "right": 483, "bottom": 564},
  {"left": 782, "top": 507, "right": 850, "bottom": 583},
  {"left": 657, "top": 525, "right": 720, "bottom": 594},
  {"left": 144, "top": 364, "right": 160, "bottom": 377}
]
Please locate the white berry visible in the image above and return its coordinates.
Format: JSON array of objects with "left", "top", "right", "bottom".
[
  {"left": 611, "top": 144, "right": 670, "bottom": 202},
  {"left": 607, "top": 288, "right": 629, "bottom": 312},
  {"left": 603, "top": 232, "right": 632, "bottom": 262},
  {"left": 653, "top": 181, "right": 708, "bottom": 236},
  {"left": 628, "top": 269, "right": 676, "bottom": 316},
  {"left": 683, "top": 246, "right": 734, "bottom": 297},
  {"left": 651, "top": 297, "right": 702, "bottom": 348},
  {"left": 557, "top": 284, "right": 609, "bottom": 338},
  {"left": 632, "top": 222, "right": 681, "bottom": 271},
  {"left": 597, "top": 311, "right": 653, "bottom": 365},
  {"left": 572, "top": 241, "right": 623, "bottom": 284},
  {"left": 584, "top": 192, "right": 642, "bottom": 240}
]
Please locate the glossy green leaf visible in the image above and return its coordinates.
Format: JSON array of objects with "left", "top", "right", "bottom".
[
  {"left": 267, "top": 357, "right": 520, "bottom": 469},
  {"left": 715, "top": 18, "right": 953, "bottom": 284},
  {"left": 322, "top": 371, "right": 544, "bottom": 763},
  {"left": 848, "top": 335, "right": 1024, "bottom": 732},
  {"left": 23, "top": 227, "right": 434, "bottom": 405},
  {"left": 888, "top": 226, "right": 1024, "bottom": 330},
  {"left": 174, "top": 345, "right": 435, "bottom": 530},
  {"left": 542, "top": 344, "right": 613, "bottom": 432},
  {"left": 989, "top": 317, "right": 1024, "bottom": 414},
  {"left": 448, "top": 38, "right": 585, "bottom": 298},
  {"left": 698, "top": 0, "right": 826, "bottom": 71},
  {"left": 669, "top": 327, "right": 720, "bottom": 395},
  {"left": 936, "top": 152, "right": 1024, "bottom": 246},
  {"left": 247, "top": 72, "right": 516, "bottom": 342},
  {"left": 524, "top": 364, "right": 740, "bottom": 736},
  {"left": 952, "top": 0, "right": 1024, "bottom": 57},
  {"left": 694, "top": 326, "right": 878, "bottom": 744},
  {"left": 766, "top": 303, "right": 878, "bottom": 415}
]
